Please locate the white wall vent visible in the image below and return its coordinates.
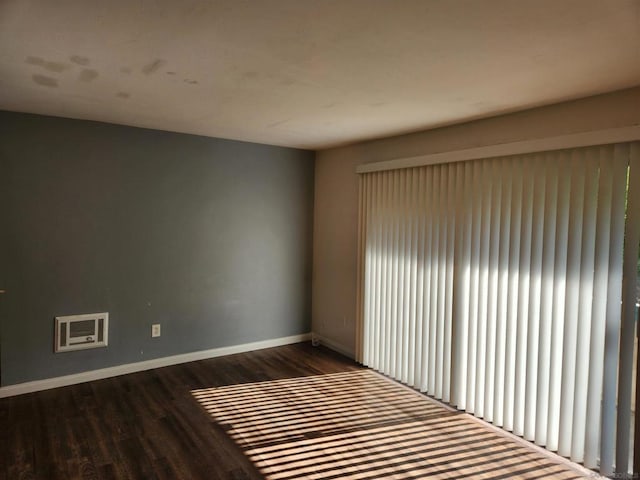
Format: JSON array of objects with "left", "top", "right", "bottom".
[{"left": 54, "top": 312, "right": 109, "bottom": 353}]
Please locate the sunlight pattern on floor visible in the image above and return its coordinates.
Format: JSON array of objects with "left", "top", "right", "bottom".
[{"left": 192, "top": 370, "right": 590, "bottom": 479}]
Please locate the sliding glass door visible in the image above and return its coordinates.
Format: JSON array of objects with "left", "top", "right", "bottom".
[{"left": 356, "top": 142, "right": 640, "bottom": 476}]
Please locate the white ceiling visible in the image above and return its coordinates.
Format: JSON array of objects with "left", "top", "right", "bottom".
[{"left": 0, "top": 0, "right": 639, "bottom": 150}]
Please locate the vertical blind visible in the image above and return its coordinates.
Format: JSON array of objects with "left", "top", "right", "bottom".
[{"left": 356, "top": 142, "right": 640, "bottom": 475}]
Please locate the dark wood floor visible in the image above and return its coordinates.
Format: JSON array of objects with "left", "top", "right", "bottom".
[{"left": 0, "top": 343, "right": 590, "bottom": 479}]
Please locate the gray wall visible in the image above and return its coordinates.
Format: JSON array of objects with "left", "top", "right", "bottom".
[{"left": 0, "top": 111, "right": 314, "bottom": 386}]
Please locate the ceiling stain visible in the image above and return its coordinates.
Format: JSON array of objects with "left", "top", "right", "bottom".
[
  {"left": 32, "top": 74, "right": 58, "bottom": 87},
  {"left": 142, "top": 59, "right": 166, "bottom": 75},
  {"left": 116, "top": 92, "right": 130, "bottom": 99},
  {"left": 267, "top": 119, "right": 291, "bottom": 128},
  {"left": 183, "top": 79, "right": 198, "bottom": 85},
  {"left": 25, "top": 56, "right": 69, "bottom": 72},
  {"left": 78, "top": 69, "right": 99, "bottom": 82},
  {"left": 25, "top": 56, "right": 45, "bottom": 66},
  {"left": 166, "top": 71, "right": 176, "bottom": 75},
  {"left": 120, "top": 67, "right": 132, "bottom": 74},
  {"left": 43, "top": 61, "right": 69, "bottom": 73},
  {"left": 70, "top": 55, "right": 90, "bottom": 66}
]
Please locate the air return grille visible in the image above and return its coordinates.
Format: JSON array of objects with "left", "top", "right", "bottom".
[{"left": 54, "top": 312, "right": 109, "bottom": 353}]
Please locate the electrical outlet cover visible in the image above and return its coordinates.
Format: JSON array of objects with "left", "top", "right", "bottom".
[{"left": 151, "top": 324, "right": 161, "bottom": 337}]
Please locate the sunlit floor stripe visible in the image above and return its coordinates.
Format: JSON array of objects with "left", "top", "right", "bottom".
[
  {"left": 200, "top": 387, "right": 439, "bottom": 415},
  {"left": 230, "top": 411, "right": 468, "bottom": 447},
  {"left": 258, "top": 442, "right": 540, "bottom": 480},
  {"left": 241, "top": 415, "right": 471, "bottom": 457},
  {"left": 202, "top": 393, "right": 440, "bottom": 426},
  {"left": 196, "top": 387, "right": 414, "bottom": 414},
  {"left": 251, "top": 429, "right": 505, "bottom": 477},
  {"left": 192, "top": 370, "right": 384, "bottom": 397},
  {"left": 193, "top": 381, "right": 398, "bottom": 407},
  {"left": 222, "top": 403, "right": 441, "bottom": 436},
  {"left": 245, "top": 421, "right": 494, "bottom": 467},
  {"left": 195, "top": 378, "right": 416, "bottom": 411}
]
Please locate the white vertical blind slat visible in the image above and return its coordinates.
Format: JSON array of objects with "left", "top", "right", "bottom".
[
  {"left": 514, "top": 158, "right": 534, "bottom": 437},
  {"left": 370, "top": 173, "right": 378, "bottom": 366},
  {"left": 616, "top": 143, "right": 640, "bottom": 474},
  {"left": 484, "top": 158, "right": 501, "bottom": 423},
  {"left": 365, "top": 173, "right": 374, "bottom": 364},
  {"left": 504, "top": 157, "right": 522, "bottom": 432},
  {"left": 364, "top": 173, "right": 373, "bottom": 366},
  {"left": 403, "top": 169, "right": 413, "bottom": 382},
  {"left": 416, "top": 167, "right": 425, "bottom": 387},
  {"left": 455, "top": 161, "right": 473, "bottom": 409},
  {"left": 443, "top": 165, "right": 456, "bottom": 403},
  {"left": 463, "top": 161, "right": 475, "bottom": 407},
  {"left": 389, "top": 171, "right": 399, "bottom": 378},
  {"left": 572, "top": 149, "right": 599, "bottom": 463},
  {"left": 467, "top": 160, "right": 482, "bottom": 413},
  {"left": 536, "top": 154, "right": 558, "bottom": 446},
  {"left": 395, "top": 170, "right": 406, "bottom": 381},
  {"left": 360, "top": 174, "right": 369, "bottom": 365},
  {"left": 494, "top": 157, "right": 511, "bottom": 427},
  {"left": 373, "top": 174, "right": 386, "bottom": 370},
  {"left": 380, "top": 172, "right": 398, "bottom": 372},
  {"left": 420, "top": 167, "right": 434, "bottom": 392},
  {"left": 380, "top": 171, "right": 390, "bottom": 373},
  {"left": 451, "top": 161, "right": 467, "bottom": 407},
  {"left": 404, "top": 169, "right": 416, "bottom": 385},
  {"left": 475, "top": 160, "right": 491, "bottom": 419},
  {"left": 356, "top": 175, "right": 364, "bottom": 362},
  {"left": 369, "top": 173, "right": 378, "bottom": 369},
  {"left": 435, "top": 166, "right": 446, "bottom": 399},
  {"left": 546, "top": 151, "right": 571, "bottom": 452},
  {"left": 525, "top": 154, "right": 546, "bottom": 441},
  {"left": 599, "top": 145, "right": 628, "bottom": 475},
  {"left": 407, "top": 169, "right": 419, "bottom": 387},
  {"left": 558, "top": 150, "right": 586, "bottom": 457},
  {"left": 585, "top": 147, "right": 615, "bottom": 469},
  {"left": 381, "top": 170, "right": 390, "bottom": 373},
  {"left": 429, "top": 166, "right": 440, "bottom": 395}
]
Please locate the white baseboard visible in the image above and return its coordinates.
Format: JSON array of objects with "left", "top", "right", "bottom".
[
  {"left": 312, "top": 332, "right": 355, "bottom": 359},
  {"left": 0, "top": 333, "right": 311, "bottom": 398}
]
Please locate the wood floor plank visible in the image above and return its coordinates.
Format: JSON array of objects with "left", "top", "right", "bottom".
[{"left": 1, "top": 344, "right": 592, "bottom": 479}]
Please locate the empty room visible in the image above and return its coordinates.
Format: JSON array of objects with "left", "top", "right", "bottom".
[{"left": 1, "top": 1, "right": 640, "bottom": 479}]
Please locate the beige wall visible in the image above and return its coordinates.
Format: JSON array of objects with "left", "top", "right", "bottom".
[{"left": 312, "top": 86, "right": 640, "bottom": 356}]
